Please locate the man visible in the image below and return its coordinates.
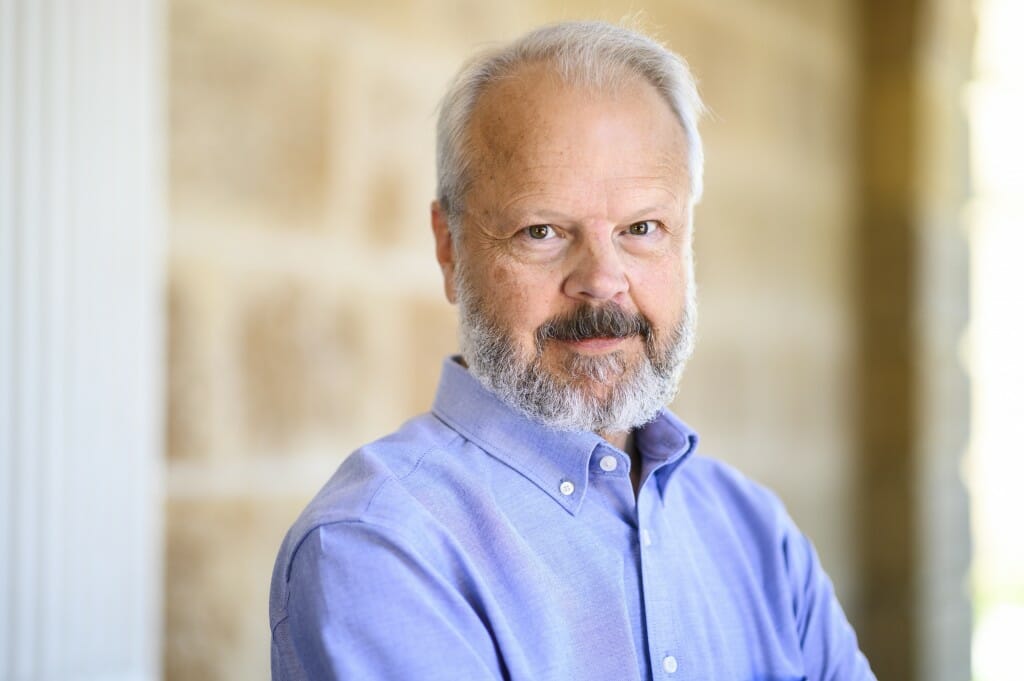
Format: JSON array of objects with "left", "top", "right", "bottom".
[{"left": 270, "top": 21, "right": 875, "bottom": 680}]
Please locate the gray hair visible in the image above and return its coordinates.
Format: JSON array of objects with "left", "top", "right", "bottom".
[{"left": 435, "top": 20, "right": 706, "bottom": 236}]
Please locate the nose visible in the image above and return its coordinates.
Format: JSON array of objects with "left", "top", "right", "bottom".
[{"left": 563, "top": 235, "right": 628, "bottom": 302}]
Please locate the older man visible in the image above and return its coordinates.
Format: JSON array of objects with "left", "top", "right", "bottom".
[{"left": 270, "top": 21, "right": 875, "bottom": 681}]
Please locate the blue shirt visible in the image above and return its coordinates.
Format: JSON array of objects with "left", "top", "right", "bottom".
[{"left": 270, "top": 357, "right": 875, "bottom": 680}]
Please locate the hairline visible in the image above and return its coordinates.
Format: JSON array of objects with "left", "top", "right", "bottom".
[{"left": 435, "top": 22, "right": 705, "bottom": 241}]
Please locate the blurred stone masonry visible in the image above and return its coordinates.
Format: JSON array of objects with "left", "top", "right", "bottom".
[{"left": 165, "top": 0, "right": 861, "bottom": 677}]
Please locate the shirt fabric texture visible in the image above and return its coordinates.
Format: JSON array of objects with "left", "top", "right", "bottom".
[{"left": 270, "top": 357, "right": 875, "bottom": 680}]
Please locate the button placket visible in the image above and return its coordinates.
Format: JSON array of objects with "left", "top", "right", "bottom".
[
  {"left": 640, "top": 529, "right": 653, "bottom": 547},
  {"left": 637, "top": 490, "right": 682, "bottom": 681}
]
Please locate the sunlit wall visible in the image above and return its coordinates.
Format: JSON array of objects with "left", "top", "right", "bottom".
[{"left": 163, "top": 0, "right": 870, "bottom": 678}]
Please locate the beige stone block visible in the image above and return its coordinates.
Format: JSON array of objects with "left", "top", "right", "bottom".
[
  {"left": 166, "top": 258, "right": 235, "bottom": 461},
  {"left": 398, "top": 296, "right": 459, "bottom": 415},
  {"left": 164, "top": 494, "right": 307, "bottom": 681},
  {"left": 270, "top": 0, "right": 533, "bottom": 46},
  {"left": 239, "top": 279, "right": 373, "bottom": 453},
  {"left": 672, "top": 331, "right": 752, "bottom": 439},
  {"left": 326, "top": 50, "right": 441, "bottom": 251},
  {"left": 702, "top": 53, "right": 844, "bottom": 174},
  {"left": 167, "top": 271, "right": 206, "bottom": 461},
  {"left": 763, "top": 0, "right": 852, "bottom": 37},
  {"left": 693, "top": 183, "right": 852, "bottom": 341},
  {"left": 170, "top": 0, "right": 331, "bottom": 229},
  {"left": 363, "top": 166, "right": 411, "bottom": 247},
  {"left": 651, "top": 6, "right": 855, "bottom": 195}
]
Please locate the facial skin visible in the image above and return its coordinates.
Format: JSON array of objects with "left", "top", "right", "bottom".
[{"left": 432, "top": 63, "right": 695, "bottom": 451}]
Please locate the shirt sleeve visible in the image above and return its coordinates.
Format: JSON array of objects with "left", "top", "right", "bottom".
[
  {"left": 273, "top": 521, "right": 506, "bottom": 681},
  {"left": 781, "top": 512, "right": 877, "bottom": 681}
]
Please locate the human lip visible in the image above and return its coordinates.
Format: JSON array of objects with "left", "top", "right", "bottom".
[{"left": 558, "top": 336, "right": 629, "bottom": 352}]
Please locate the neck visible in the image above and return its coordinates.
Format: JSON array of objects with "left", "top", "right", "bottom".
[
  {"left": 599, "top": 429, "right": 632, "bottom": 453},
  {"left": 601, "top": 430, "right": 642, "bottom": 496}
]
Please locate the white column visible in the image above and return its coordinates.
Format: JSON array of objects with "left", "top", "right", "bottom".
[{"left": 0, "top": 0, "right": 165, "bottom": 679}]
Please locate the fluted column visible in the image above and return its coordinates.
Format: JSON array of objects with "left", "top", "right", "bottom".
[{"left": 0, "top": 0, "right": 164, "bottom": 678}]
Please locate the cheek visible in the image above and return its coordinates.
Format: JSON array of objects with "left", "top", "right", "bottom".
[
  {"left": 486, "top": 263, "right": 564, "bottom": 332},
  {"left": 634, "top": 259, "right": 688, "bottom": 321}
]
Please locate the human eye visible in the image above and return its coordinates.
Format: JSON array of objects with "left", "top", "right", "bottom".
[
  {"left": 627, "top": 220, "right": 657, "bottom": 236},
  {"left": 523, "top": 224, "right": 556, "bottom": 240}
]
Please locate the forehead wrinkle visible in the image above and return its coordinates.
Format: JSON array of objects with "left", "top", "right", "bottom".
[
  {"left": 499, "top": 137, "right": 687, "bottom": 180},
  {"left": 497, "top": 187, "right": 554, "bottom": 219},
  {"left": 498, "top": 194, "right": 686, "bottom": 234},
  {"left": 462, "top": 66, "right": 692, "bottom": 224},
  {"left": 496, "top": 170, "right": 686, "bottom": 217},
  {"left": 508, "top": 157, "right": 685, "bottom": 187},
  {"left": 469, "top": 71, "right": 684, "bottom": 169},
  {"left": 514, "top": 171, "right": 685, "bottom": 202}
]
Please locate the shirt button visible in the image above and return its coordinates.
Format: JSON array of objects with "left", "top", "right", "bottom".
[
  {"left": 641, "top": 529, "right": 652, "bottom": 547},
  {"left": 599, "top": 455, "right": 618, "bottom": 472},
  {"left": 662, "top": 655, "right": 678, "bottom": 674},
  {"left": 559, "top": 480, "right": 575, "bottom": 496}
]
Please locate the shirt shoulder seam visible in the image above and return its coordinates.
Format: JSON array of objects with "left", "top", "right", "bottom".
[
  {"left": 283, "top": 430, "right": 463, "bottom": 583},
  {"left": 361, "top": 428, "right": 463, "bottom": 511},
  {"left": 282, "top": 511, "right": 435, "bottom": 587}
]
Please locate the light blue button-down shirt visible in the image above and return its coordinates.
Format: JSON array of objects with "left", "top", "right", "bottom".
[{"left": 270, "top": 357, "right": 875, "bottom": 680}]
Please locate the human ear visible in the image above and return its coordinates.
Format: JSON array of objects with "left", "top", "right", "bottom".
[{"left": 430, "top": 201, "right": 458, "bottom": 304}]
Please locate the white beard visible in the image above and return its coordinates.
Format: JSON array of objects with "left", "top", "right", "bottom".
[{"left": 454, "top": 265, "right": 697, "bottom": 434}]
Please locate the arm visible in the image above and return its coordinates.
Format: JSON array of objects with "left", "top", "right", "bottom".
[
  {"left": 272, "top": 521, "right": 506, "bottom": 681},
  {"left": 781, "top": 515, "right": 877, "bottom": 681}
]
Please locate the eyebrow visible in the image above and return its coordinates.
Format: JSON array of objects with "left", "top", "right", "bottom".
[
  {"left": 621, "top": 204, "right": 677, "bottom": 224},
  {"left": 511, "top": 204, "right": 677, "bottom": 226}
]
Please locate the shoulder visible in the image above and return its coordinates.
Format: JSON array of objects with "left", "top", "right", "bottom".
[
  {"left": 678, "top": 454, "right": 788, "bottom": 517},
  {"left": 675, "top": 454, "right": 834, "bottom": 594},
  {"left": 272, "top": 412, "right": 465, "bottom": 588},
  {"left": 670, "top": 454, "right": 799, "bottom": 555},
  {"left": 671, "top": 455, "right": 874, "bottom": 677}
]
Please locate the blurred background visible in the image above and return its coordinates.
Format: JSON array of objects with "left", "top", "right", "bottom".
[{"left": 2, "top": 0, "right": 1022, "bottom": 679}]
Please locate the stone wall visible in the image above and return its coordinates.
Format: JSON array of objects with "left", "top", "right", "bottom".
[{"left": 165, "top": 0, "right": 861, "bottom": 677}]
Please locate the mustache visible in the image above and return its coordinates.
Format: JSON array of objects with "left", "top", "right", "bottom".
[{"left": 535, "top": 304, "right": 652, "bottom": 345}]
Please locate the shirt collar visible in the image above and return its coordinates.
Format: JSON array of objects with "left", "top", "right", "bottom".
[
  {"left": 430, "top": 356, "right": 699, "bottom": 514},
  {"left": 634, "top": 401, "right": 701, "bottom": 499}
]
